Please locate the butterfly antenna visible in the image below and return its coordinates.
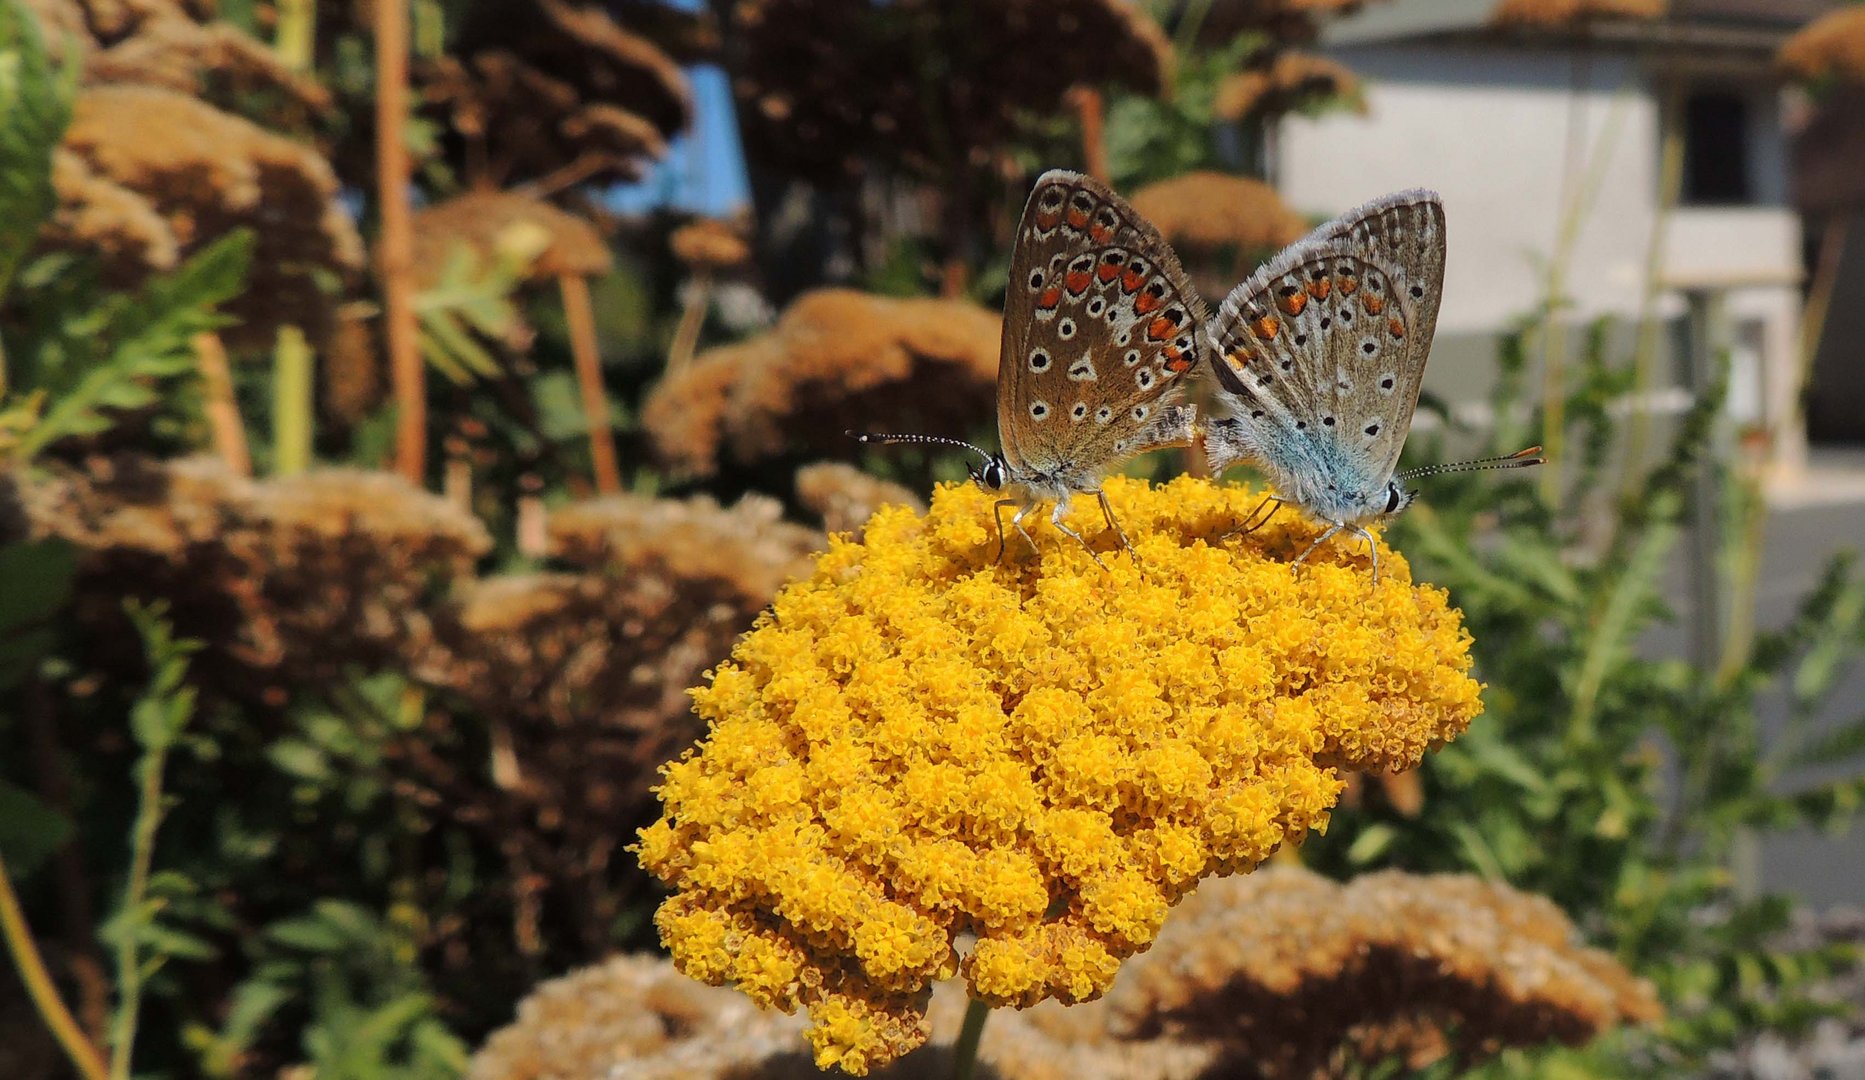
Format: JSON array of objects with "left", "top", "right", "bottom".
[
  {"left": 1397, "top": 445, "right": 1545, "bottom": 481},
  {"left": 847, "top": 430, "right": 994, "bottom": 464}
]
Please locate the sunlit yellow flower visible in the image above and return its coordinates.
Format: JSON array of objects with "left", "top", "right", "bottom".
[{"left": 636, "top": 475, "right": 1483, "bottom": 1074}]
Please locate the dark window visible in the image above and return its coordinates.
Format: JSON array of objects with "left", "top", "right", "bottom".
[{"left": 1682, "top": 91, "right": 1752, "bottom": 205}]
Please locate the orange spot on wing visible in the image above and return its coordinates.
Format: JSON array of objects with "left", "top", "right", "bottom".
[
  {"left": 1389, "top": 318, "right": 1406, "bottom": 339},
  {"left": 1165, "top": 354, "right": 1194, "bottom": 374},
  {"left": 1065, "top": 270, "right": 1093, "bottom": 294},
  {"left": 1147, "top": 316, "right": 1176, "bottom": 340},
  {"left": 1251, "top": 316, "right": 1280, "bottom": 340},
  {"left": 1088, "top": 222, "right": 1114, "bottom": 244},
  {"left": 1038, "top": 287, "right": 1062, "bottom": 310},
  {"left": 1277, "top": 292, "right": 1308, "bottom": 317},
  {"left": 1134, "top": 291, "right": 1164, "bottom": 315},
  {"left": 1121, "top": 267, "right": 1147, "bottom": 292},
  {"left": 1363, "top": 295, "right": 1386, "bottom": 316},
  {"left": 1097, "top": 262, "right": 1121, "bottom": 283},
  {"left": 1306, "top": 278, "right": 1332, "bottom": 300},
  {"left": 1066, "top": 206, "right": 1091, "bottom": 229},
  {"left": 1226, "top": 349, "right": 1254, "bottom": 371},
  {"left": 1338, "top": 276, "right": 1359, "bottom": 296},
  {"left": 1035, "top": 208, "right": 1062, "bottom": 232}
]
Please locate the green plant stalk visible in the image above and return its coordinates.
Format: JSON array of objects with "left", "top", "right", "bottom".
[
  {"left": 108, "top": 735, "right": 172, "bottom": 1080},
  {"left": 0, "top": 852, "right": 109, "bottom": 1080},
  {"left": 1538, "top": 77, "right": 1633, "bottom": 507},
  {"left": 273, "top": 325, "right": 314, "bottom": 476},
  {"left": 1621, "top": 86, "right": 1686, "bottom": 501},
  {"left": 274, "top": 0, "right": 314, "bottom": 70},
  {"left": 951, "top": 996, "right": 990, "bottom": 1080}
]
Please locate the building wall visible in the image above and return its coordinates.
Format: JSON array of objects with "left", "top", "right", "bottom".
[{"left": 1277, "top": 42, "right": 1805, "bottom": 457}]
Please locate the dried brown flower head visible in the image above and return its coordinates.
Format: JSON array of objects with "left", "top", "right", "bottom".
[
  {"left": 1196, "top": 0, "right": 1385, "bottom": 45},
  {"left": 637, "top": 338, "right": 765, "bottom": 476},
  {"left": 467, "top": 954, "right": 811, "bottom": 1080},
  {"left": 418, "top": 50, "right": 671, "bottom": 188},
  {"left": 0, "top": 456, "right": 489, "bottom": 700},
  {"left": 42, "top": 148, "right": 181, "bottom": 280},
  {"left": 670, "top": 217, "right": 751, "bottom": 272},
  {"left": 1779, "top": 6, "right": 1865, "bottom": 84},
  {"left": 466, "top": 868, "right": 1660, "bottom": 1080},
  {"left": 24, "top": 0, "right": 326, "bottom": 118},
  {"left": 409, "top": 190, "right": 612, "bottom": 288},
  {"left": 1489, "top": 0, "right": 1665, "bottom": 28},
  {"left": 1214, "top": 52, "right": 1363, "bottom": 121},
  {"left": 418, "top": 493, "right": 822, "bottom": 949},
  {"left": 732, "top": 0, "right": 1172, "bottom": 178},
  {"left": 61, "top": 85, "right": 363, "bottom": 348},
  {"left": 794, "top": 462, "right": 924, "bottom": 536},
  {"left": 643, "top": 289, "right": 1001, "bottom": 475},
  {"left": 1129, "top": 172, "right": 1308, "bottom": 253}
]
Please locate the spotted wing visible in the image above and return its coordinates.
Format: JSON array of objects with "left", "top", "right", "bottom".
[
  {"left": 1203, "top": 191, "right": 1445, "bottom": 502},
  {"left": 997, "top": 170, "right": 1205, "bottom": 480}
]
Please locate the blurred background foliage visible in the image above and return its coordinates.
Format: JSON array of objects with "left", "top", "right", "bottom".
[{"left": 0, "top": 0, "right": 1861, "bottom": 1077}]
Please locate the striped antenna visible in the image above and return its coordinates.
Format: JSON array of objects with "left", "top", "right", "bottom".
[
  {"left": 847, "top": 430, "right": 993, "bottom": 464},
  {"left": 1397, "top": 445, "right": 1545, "bottom": 481}
]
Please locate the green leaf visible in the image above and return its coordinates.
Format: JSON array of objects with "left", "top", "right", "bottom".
[
  {"left": 0, "top": 0, "right": 75, "bottom": 294},
  {"left": 0, "top": 778, "right": 72, "bottom": 876},
  {"left": 1777, "top": 713, "right": 1865, "bottom": 771}
]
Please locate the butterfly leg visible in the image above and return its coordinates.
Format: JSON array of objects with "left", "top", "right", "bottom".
[
  {"left": 1289, "top": 523, "right": 1344, "bottom": 572},
  {"left": 1225, "top": 496, "right": 1283, "bottom": 539},
  {"left": 1348, "top": 524, "right": 1381, "bottom": 586},
  {"left": 1091, "top": 490, "right": 1135, "bottom": 558},
  {"left": 992, "top": 499, "right": 1020, "bottom": 563},
  {"left": 1009, "top": 502, "right": 1041, "bottom": 557},
  {"left": 1050, "top": 499, "right": 1109, "bottom": 571}
]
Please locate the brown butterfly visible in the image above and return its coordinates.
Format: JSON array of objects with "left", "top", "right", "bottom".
[{"left": 854, "top": 170, "right": 1202, "bottom": 567}]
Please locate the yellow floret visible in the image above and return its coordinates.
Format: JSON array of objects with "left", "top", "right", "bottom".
[{"left": 637, "top": 476, "right": 1483, "bottom": 1073}]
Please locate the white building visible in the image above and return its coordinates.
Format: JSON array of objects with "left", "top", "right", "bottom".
[{"left": 1275, "top": 0, "right": 1836, "bottom": 490}]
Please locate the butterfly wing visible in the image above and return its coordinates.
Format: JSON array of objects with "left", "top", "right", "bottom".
[
  {"left": 1204, "top": 191, "right": 1445, "bottom": 517},
  {"left": 998, "top": 170, "right": 1205, "bottom": 483}
]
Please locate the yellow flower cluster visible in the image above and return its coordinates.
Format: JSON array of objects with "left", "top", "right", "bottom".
[{"left": 636, "top": 475, "right": 1483, "bottom": 1074}]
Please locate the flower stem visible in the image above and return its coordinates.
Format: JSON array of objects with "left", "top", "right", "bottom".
[
  {"left": 951, "top": 997, "right": 990, "bottom": 1080},
  {"left": 0, "top": 852, "right": 109, "bottom": 1080},
  {"left": 109, "top": 735, "right": 170, "bottom": 1080}
]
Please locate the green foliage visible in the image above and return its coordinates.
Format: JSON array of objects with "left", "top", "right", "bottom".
[
  {"left": 0, "top": 0, "right": 74, "bottom": 298},
  {"left": 1102, "top": 31, "right": 1261, "bottom": 190},
  {"left": 1309, "top": 314, "right": 1865, "bottom": 1070},
  {"left": 3, "top": 235, "right": 255, "bottom": 464},
  {"left": 414, "top": 235, "right": 541, "bottom": 385}
]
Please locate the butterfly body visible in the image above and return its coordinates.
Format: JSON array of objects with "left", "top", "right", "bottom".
[
  {"left": 858, "top": 170, "right": 1202, "bottom": 566},
  {"left": 1203, "top": 190, "right": 1448, "bottom": 575}
]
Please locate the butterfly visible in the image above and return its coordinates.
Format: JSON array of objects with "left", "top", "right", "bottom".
[
  {"left": 1202, "top": 190, "right": 1542, "bottom": 582},
  {"left": 854, "top": 170, "right": 1202, "bottom": 568}
]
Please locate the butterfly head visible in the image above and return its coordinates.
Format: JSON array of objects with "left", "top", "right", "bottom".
[{"left": 970, "top": 453, "right": 1011, "bottom": 493}]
